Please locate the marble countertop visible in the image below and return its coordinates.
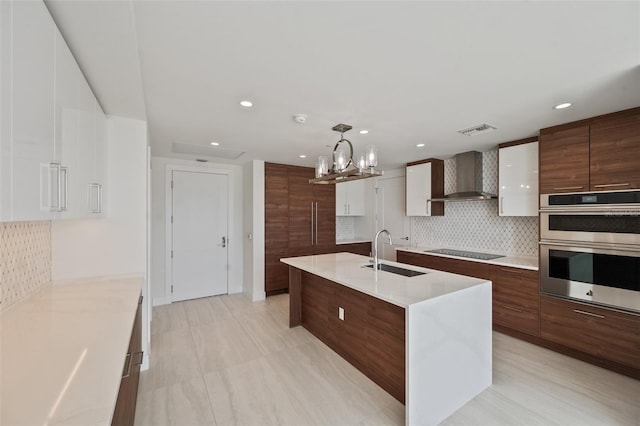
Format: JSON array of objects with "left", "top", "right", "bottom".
[
  {"left": 396, "top": 245, "right": 539, "bottom": 271},
  {"left": 281, "top": 252, "right": 489, "bottom": 308},
  {"left": 0, "top": 276, "right": 143, "bottom": 426}
]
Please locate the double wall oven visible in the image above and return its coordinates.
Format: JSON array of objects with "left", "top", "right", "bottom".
[{"left": 539, "top": 190, "right": 640, "bottom": 313}]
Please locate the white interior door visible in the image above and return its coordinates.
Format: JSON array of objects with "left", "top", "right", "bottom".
[
  {"left": 375, "top": 174, "right": 411, "bottom": 261},
  {"left": 171, "top": 170, "right": 228, "bottom": 302}
]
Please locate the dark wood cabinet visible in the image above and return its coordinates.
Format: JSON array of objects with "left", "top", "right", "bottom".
[
  {"left": 266, "top": 163, "right": 372, "bottom": 295},
  {"left": 539, "top": 124, "right": 590, "bottom": 194},
  {"left": 112, "top": 295, "right": 143, "bottom": 426},
  {"left": 539, "top": 107, "right": 640, "bottom": 194},
  {"left": 590, "top": 111, "right": 640, "bottom": 191},
  {"left": 490, "top": 265, "right": 539, "bottom": 337},
  {"left": 396, "top": 250, "right": 491, "bottom": 280},
  {"left": 295, "top": 270, "right": 405, "bottom": 403},
  {"left": 540, "top": 295, "right": 640, "bottom": 369}
]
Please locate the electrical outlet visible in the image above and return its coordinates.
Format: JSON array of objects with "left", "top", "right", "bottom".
[{"left": 338, "top": 307, "right": 345, "bottom": 321}]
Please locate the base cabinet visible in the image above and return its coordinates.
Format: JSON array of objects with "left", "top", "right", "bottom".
[
  {"left": 112, "top": 296, "right": 143, "bottom": 426},
  {"left": 297, "top": 271, "right": 405, "bottom": 403},
  {"left": 490, "top": 266, "right": 539, "bottom": 336},
  {"left": 540, "top": 295, "right": 640, "bottom": 369}
]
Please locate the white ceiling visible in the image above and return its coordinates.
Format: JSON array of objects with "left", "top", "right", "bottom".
[{"left": 45, "top": 1, "right": 640, "bottom": 170}]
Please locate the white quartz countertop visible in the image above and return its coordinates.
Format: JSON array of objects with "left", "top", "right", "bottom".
[
  {"left": 396, "top": 245, "right": 539, "bottom": 271},
  {"left": 281, "top": 252, "right": 489, "bottom": 308},
  {"left": 0, "top": 276, "right": 143, "bottom": 426},
  {"left": 335, "top": 238, "right": 371, "bottom": 245}
]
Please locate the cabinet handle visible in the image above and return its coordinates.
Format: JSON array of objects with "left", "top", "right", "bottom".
[
  {"left": 499, "top": 268, "right": 522, "bottom": 274},
  {"left": 504, "top": 305, "right": 523, "bottom": 313},
  {"left": 122, "top": 352, "right": 132, "bottom": 378},
  {"left": 553, "top": 186, "right": 584, "bottom": 191},
  {"left": 593, "top": 183, "right": 630, "bottom": 188},
  {"left": 60, "top": 166, "right": 68, "bottom": 212},
  {"left": 310, "top": 202, "right": 314, "bottom": 245},
  {"left": 573, "top": 309, "right": 605, "bottom": 319},
  {"left": 499, "top": 197, "right": 504, "bottom": 214},
  {"left": 88, "top": 183, "right": 102, "bottom": 213},
  {"left": 315, "top": 202, "right": 318, "bottom": 245},
  {"left": 50, "top": 163, "right": 62, "bottom": 212}
]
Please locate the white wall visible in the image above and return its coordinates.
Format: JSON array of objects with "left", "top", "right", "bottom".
[
  {"left": 51, "top": 115, "right": 149, "bottom": 368},
  {"left": 150, "top": 157, "right": 244, "bottom": 306},
  {"left": 243, "top": 160, "right": 265, "bottom": 301}
]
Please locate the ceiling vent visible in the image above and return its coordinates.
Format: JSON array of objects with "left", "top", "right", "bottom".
[{"left": 457, "top": 123, "right": 497, "bottom": 136}]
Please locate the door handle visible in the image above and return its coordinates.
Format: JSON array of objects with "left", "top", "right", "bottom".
[
  {"left": 400, "top": 236, "right": 409, "bottom": 240},
  {"left": 221, "top": 236, "right": 226, "bottom": 248}
]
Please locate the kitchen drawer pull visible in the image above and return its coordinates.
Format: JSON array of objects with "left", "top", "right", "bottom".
[
  {"left": 553, "top": 186, "right": 584, "bottom": 191},
  {"left": 573, "top": 309, "right": 605, "bottom": 319},
  {"left": 504, "top": 305, "right": 523, "bottom": 313},
  {"left": 499, "top": 197, "right": 504, "bottom": 214},
  {"left": 499, "top": 268, "right": 522, "bottom": 274},
  {"left": 593, "top": 183, "right": 630, "bottom": 188},
  {"left": 122, "top": 352, "right": 132, "bottom": 378}
]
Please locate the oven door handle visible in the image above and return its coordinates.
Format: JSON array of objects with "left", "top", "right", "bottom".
[
  {"left": 540, "top": 239, "right": 640, "bottom": 254},
  {"left": 540, "top": 206, "right": 640, "bottom": 213}
]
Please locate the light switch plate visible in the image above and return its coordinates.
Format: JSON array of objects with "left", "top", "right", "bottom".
[{"left": 338, "top": 307, "right": 345, "bottom": 321}]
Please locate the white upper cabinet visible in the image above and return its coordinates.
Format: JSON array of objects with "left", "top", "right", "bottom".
[
  {"left": 406, "top": 159, "right": 444, "bottom": 217},
  {"left": 336, "top": 179, "right": 365, "bottom": 216},
  {"left": 0, "top": 0, "right": 13, "bottom": 220},
  {"left": 0, "top": 0, "right": 106, "bottom": 222},
  {"left": 498, "top": 141, "right": 539, "bottom": 216},
  {"left": 54, "top": 30, "right": 80, "bottom": 219},
  {"left": 9, "top": 0, "right": 56, "bottom": 221}
]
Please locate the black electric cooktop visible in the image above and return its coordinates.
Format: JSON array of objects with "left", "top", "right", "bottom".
[{"left": 425, "top": 248, "right": 505, "bottom": 260}]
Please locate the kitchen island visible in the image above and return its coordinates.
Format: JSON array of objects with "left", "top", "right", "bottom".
[{"left": 281, "top": 252, "right": 492, "bottom": 426}]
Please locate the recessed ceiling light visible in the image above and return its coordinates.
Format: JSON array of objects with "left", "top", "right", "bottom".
[
  {"left": 299, "top": 154, "right": 306, "bottom": 158},
  {"left": 416, "top": 143, "right": 425, "bottom": 148},
  {"left": 240, "top": 100, "right": 253, "bottom": 108},
  {"left": 554, "top": 102, "right": 572, "bottom": 110},
  {"left": 210, "top": 142, "right": 220, "bottom": 146},
  {"left": 359, "top": 130, "right": 369, "bottom": 134}
]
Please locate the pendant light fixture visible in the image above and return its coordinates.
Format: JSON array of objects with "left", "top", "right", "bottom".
[{"left": 309, "top": 123, "right": 383, "bottom": 184}]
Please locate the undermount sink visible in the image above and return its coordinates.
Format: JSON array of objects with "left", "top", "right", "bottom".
[{"left": 363, "top": 263, "right": 427, "bottom": 277}]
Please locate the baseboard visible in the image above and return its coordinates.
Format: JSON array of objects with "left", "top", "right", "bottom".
[{"left": 152, "top": 296, "right": 168, "bottom": 307}]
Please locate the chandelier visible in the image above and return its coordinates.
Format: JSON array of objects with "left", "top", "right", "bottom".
[{"left": 309, "top": 123, "right": 384, "bottom": 184}]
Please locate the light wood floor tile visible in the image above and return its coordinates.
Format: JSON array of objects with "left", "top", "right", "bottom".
[
  {"left": 189, "top": 318, "right": 263, "bottom": 374},
  {"left": 140, "top": 292, "right": 640, "bottom": 426},
  {"left": 134, "top": 377, "right": 216, "bottom": 426},
  {"left": 183, "top": 296, "right": 233, "bottom": 327},
  {"left": 138, "top": 328, "right": 202, "bottom": 391},
  {"left": 150, "top": 301, "right": 188, "bottom": 337}
]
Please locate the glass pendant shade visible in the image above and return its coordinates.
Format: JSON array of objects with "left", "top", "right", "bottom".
[
  {"left": 334, "top": 143, "right": 350, "bottom": 172},
  {"left": 365, "top": 145, "right": 378, "bottom": 168},
  {"left": 315, "top": 156, "right": 329, "bottom": 178}
]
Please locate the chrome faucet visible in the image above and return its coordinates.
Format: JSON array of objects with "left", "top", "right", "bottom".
[{"left": 373, "top": 229, "right": 393, "bottom": 270}]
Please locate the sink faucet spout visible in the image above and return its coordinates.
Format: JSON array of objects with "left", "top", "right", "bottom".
[{"left": 373, "top": 229, "right": 393, "bottom": 270}]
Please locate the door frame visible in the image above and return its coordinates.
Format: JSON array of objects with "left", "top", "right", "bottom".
[{"left": 165, "top": 164, "right": 233, "bottom": 304}]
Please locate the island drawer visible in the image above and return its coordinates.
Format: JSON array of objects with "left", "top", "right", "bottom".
[{"left": 397, "top": 251, "right": 491, "bottom": 280}]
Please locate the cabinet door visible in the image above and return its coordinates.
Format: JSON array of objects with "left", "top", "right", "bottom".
[
  {"left": 11, "top": 0, "right": 56, "bottom": 220},
  {"left": 54, "top": 31, "right": 80, "bottom": 219},
  {"left": 77, "top": 78, "right": 98, "bottom": 216},
  {"left": 288, "top": 167, "right": 314, "bottom": 249},
  {"left": 335, "top": 182, "right": 348, "bottom": 216},
  {"left": 540, "top": 296, "right": 640, "bottom": 369},
  {"left": 498, "top": 142, "right": 538, "bottom": 216},
  {"left": 346, "top": 179, "right": 365, "bottom": 216},
  {"left": 397, "top": 251, "right": 491, "bottom": 280},
  {"left": 264, "top": 163, "right": 289, "bottom": 293},
  {"left": 313, "top": 182, "right": 336, "bottom": 247},
  {"left": 590, "top": 113, "right": 640, "bottom": 191},
  {"left": 0, "top": 0, "right": 12, "bottom": 220},
  {"left": 490, "top": 265, "right": 539, "bottom": 336},
  {"left": 406, "top": 163, "right": 430, "bottom": 216},
  {"left": 539, "top": 125, "right": 589, "bottom": 194}
]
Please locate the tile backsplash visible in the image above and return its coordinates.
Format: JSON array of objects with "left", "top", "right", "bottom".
[
  {"left": 0, "top": 221, "right": 51, "bottom": 310},
  {"left": 411, "top": 150, "right": 538, "bottom": 257},
  {"left": 336, "top": 216, "right": 356, "bottom": 241}
]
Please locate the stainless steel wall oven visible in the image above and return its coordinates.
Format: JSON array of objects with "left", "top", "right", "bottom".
[{"left": 539, "top": 190, "right": 640, "bottom": 313}]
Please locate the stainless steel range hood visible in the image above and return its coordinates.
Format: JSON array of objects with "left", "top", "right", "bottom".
[{"left": 429, "top": 151, "right": 497, "bottom": 201}]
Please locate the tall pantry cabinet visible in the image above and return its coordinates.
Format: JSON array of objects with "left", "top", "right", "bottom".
[{"left": 265, "top": 163, "right": 336, "bottom": 295}]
